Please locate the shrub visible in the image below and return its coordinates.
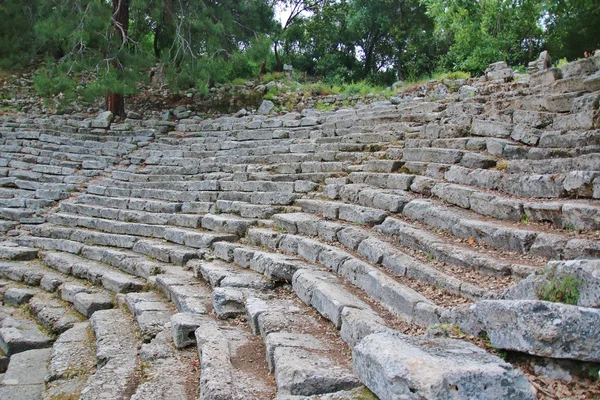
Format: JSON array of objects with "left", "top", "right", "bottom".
[
  {"left": 536, "top": 268, "right": 581, "bottom": 305},
  {"left": 557, "top": 58, "right": 569, "bottom": 68},
  {"left": 433, "top": 71, "right": 471, "bottom": 80}
]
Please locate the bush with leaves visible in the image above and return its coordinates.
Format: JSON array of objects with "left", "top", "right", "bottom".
[{"left": 536, "top": 267, "right": 581, "bottom": 305}]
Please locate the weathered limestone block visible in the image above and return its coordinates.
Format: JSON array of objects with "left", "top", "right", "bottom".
[
  {"left": 530, "top": 68, "right": 562, "bottom": 86},
  {"left": 453, "top": 300, "right": 600, "bottom": 362},
  {"left": 561, "top": 57, "right": 597, "bottom": 79},
  {"left": 353, "top": 331, "right": 535, "bottom": 400},
  {"left": 503, "top": 259, "right": 600, "bottom": 308},
  {"left": 91, "top": 111, "right": 113, "bottom": 129}
]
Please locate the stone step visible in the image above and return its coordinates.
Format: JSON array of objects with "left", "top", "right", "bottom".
[
  {"left": 243, "top": 171, "right": 333, "bottom": 184},
  {"left": 0, "top": 348, "right": 52, "bottom": 400},
  {"left": 449, "top": 299, "right": 600, "bottom": 363},
  {"left": 354, "top": 331, "right": 536, "bottom": 400},
  {"left": 537, "top": 129, "right": 600, "bottom": 149},
  {"left": 75, "top": 193, "right": 184, "bottom": 213},
  {"left": 328, "top": 182, "right": 412, "bottom": 213},
  {"left": 130, "top": 325, "right": 199, "bottom": 400},
  {"left": 2, "top": 287, "right": 37, "bottom": 306},
  {"left": 245, "top": 296, "right": 362, "bottom": 397},
  {"left": 189, "top": 258, "right": 274, "bottom": 318},
  {"left": 192, "top": 315, "right": 277, "bottom": 400},
  {"left": 80, "top": 308, "right": 141, "bottom": 400},
  {"left": 28, "top": 292, "right": 82, "bottom": 334},
  {"left": 446, "top": 164, "right": 599, "bottom": 200},
  {"left": 247, "top": 227, "right": 476, "bottom": 325},
  {"left": 401, "top": 147, "right": 465, "bottom": 164},
  {"left": 44, "top": 322, "right": 96, "bottom": 400},
  {"left": 79, "top": 245, "right": 171, "bottom": 279},
  {"left": 155, "top": 270, "right": 213, "bottom": 316},
  {"left": 401, "top": 199, "right": 599, "bottom": 260},
  {"left": 502, "top": 154, "right": 599, "bottom": 175},
  {"left": 0, "top": 263, "right": 114, "bottom": 321},
  {"left": 297, "top": 200, "right": 540, "bottom": 278},
  {"left": 208, "top": 240, "right": 416, "bottom": 344},
  {"left": 340, "top": 175, "right": 600, "bottom": 230},
  {"left": 201, "top": 213, "right": 260, "bottom": 236},
  {"left": 402, "top": 161, "right": 455, "bottom": 179},
  {"left": 432, "top": 182, "right": 600, "bottom": 230},
  {"left": 214, "top": 199, "right": 284, "bottom": 219},
  {"left": 154, "top": 267, "right": 277, "bottom": 399},
  {"left": 0, "top": 244, "right": 38, "bottom": 261},
  {"left": 88, "top": 182, "right": 302, "bottom": 205},
  {"left": 107, "top": 178, "right": 303, "bottom": 194},
  {"left": 0, "top": 259, "right": 79, "bottom": 293},
  {"left": 132, "top": 239, "right": 199, "bottom": 266},
  {"left": 120, "top": 291, "right": 175, "bottom": 342},
  {"left": 17, "top": 236, "right": 167, "bottom": 280},
  {"left": 299, "top": 196, "right": 599, "bottom": 260},
  {"left": 40, "top": 251, "right": 146, "bottom": 293},
  {"left": 33, "top": 223, "right": 141, "bottom": 250},
  {"left": 0, "top": 305, "right": 53, "bottom": 356},
  {"left": 44, "top": 213, "right": 239, "bottom": 248},
  {"left": 0, "top": 219, "right": 19, "bottom": 233},
  {"left": 15, "top": 236, "right": 86, "bottom": 254},
  {"left": 60, "top": 202, "right": 204, "bottom": 228},
  {"left": 0, "top": 188, "right": 37, "bottom": 199}
]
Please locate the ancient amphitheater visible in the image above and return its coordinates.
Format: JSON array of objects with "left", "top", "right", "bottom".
[{"left": 0, "top": 55, "right": 599, "bottom": 399}]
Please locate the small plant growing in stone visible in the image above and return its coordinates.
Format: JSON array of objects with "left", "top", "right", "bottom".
[
  {"left": 564, "top": 224, "right": 576, "bottom": 232},
  {"left": 495, "top": 159, "right": 509, "bottom": 171},
  {"left": 520, "top": 213, "right": 529, "bottom": 225},
  {"left": 536, "top": 268, "right": 581, "bottom": 305}
]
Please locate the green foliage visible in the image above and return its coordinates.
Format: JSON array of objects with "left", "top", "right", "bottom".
[
  {"left": 588, "top": 366, "right": 600, "bottom": 381},
  {"left": 544, "top": 1, "right": 600, "bottom": 62},
  {"left": 536, "top": 268, "right": 581, "bottom": 305},
  {"left": 422, "top": 0, "right": 544, "bottom": 74},
  {"left": 262, "top": 72, "right": 285, "bottom": 84},
  {"left": 0, "top": 1, "right": 38, "bottom": 69},
  {"left": 4, "top": 0, "right": 600, "bottom": 107},
  {"left": 33, "top": 66, "right": 76, "bottom": 97},
  {"left": 231, "top": 78, "right": 247, "bottom": 85},
  {"left": 557, "top": 58, "right": 569, "bottom": 68},
  {"left": 432, "top": 71, "right": 471, "bottom": 80},
  {"left": 315, "top": 101, "right": 334, "bottom": 112}
]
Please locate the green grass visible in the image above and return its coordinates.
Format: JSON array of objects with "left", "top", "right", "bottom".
[
  {"left": 315, "top": 101, "right": 334, "bottom": 112},
  {"left": 431, "top": 71, "right": 471, "bottom": 80},
  {"left": 261, "top": 72, "right": 285, "bottom": 83}
]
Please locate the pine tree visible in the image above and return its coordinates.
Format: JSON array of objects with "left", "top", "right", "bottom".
[{"left": 106, "top": 0, "right": 130, "bottom": 117}]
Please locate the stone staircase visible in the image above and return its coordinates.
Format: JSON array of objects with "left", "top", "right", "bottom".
[{"left": 0, "top": 54, "right": 599, "bottom": 399}]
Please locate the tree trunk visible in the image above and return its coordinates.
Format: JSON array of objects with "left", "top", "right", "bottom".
[
  {"left": 106, "top": 92, "right": 125, "bottom": 117},
  {"left": 274, "top": 41, "right": 284, "bottom": 72},
  {"left": 105, "top": 0, "right": 130, "bottom": 117}
]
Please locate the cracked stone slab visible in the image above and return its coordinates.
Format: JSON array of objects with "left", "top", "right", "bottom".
[
  {"left": 81, "top": 309, "right": 140, "bottom": 400},
  {"left": 354, "top": 331, "right": 536, "bottom": 400},
  {"left": 0, "top": 308, "right": 53, "bottom": 356},
  {"left": 73, "top": 292, "right": 113, "bottom": 318},
  {"left": 459, "top": 300, "right": 600, "bottom": 362},
  {"left": 0, "top": 348, "right": 52, "bottom": 400},
  {"left": 270, "top": 339, "right": 360, "bottom": 396}
]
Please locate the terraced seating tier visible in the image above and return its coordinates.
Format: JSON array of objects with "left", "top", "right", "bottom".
[{"left": 1, "top": 55, "right": 600, "bottom": 399}]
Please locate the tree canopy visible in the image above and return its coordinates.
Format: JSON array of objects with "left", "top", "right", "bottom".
[{"left": 1, "top": 0, "right": 598, "bottom": 112}]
